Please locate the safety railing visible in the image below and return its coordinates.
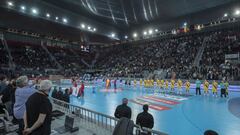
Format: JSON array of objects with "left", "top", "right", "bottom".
[{"left": 51, "top": 98, "right": 167, "bottom": 135}]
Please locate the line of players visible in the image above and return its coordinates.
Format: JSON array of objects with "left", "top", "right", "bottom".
[{"left": 133, "top": 79, "right": 229, "bottom": 98}]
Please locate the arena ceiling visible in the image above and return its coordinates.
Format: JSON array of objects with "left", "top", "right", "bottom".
[
  {"left": 43, "top": 0, "right": 239, "bottom": 29},
  {"left": 0, "top": 0, "right": 239, "bottom": 39}
]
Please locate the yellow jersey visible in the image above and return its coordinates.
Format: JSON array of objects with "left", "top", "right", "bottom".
[
  {"left": 140, "top": 79, "right": 143, "bottom": 86},
  {"left": 177, "top": 80, "right": 182, "bottom": 88},
  {"left": 165, "top": 80, "right": 169, "bottom": 88},
  {"left": 204, "top": 81, "right": 209, "bottom": 91},
  {"left": 186, "top": 81, "right": 190, "bottom": 90},
  {"left": 212, "top": 82, "right": 218, "bottom": 92},
  {"left": 171, "top": 80, "right": 175, "bottom": 88}
]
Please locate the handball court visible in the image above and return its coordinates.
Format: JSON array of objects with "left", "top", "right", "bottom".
[{"left": 57, "top": 81, "right": 240, "bottom": 135}]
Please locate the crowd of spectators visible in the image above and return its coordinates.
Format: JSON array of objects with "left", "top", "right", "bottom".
[
  {"left": 199, "top": 29, "right": 240, "bottom": 80},
  {"left": 7, "top": 41, "right": 58, "bottom": 72},
  {"left": 0, "top": 28, "right": 239, "bottom": 81},
  {"left": 51, "top": 86, "right": 70, "bottom": 103},
  {"left": 96, "top": 33, "right": 203, "bottom": 78},
  {"left": 0, "top": 75, "right": 56, "bottom": 135},
  {"left": 0, "top": 41, "right": 9, "bottom": 68},
  {"left": 95, "top": 28, "right": 240, "bottom": 80}
]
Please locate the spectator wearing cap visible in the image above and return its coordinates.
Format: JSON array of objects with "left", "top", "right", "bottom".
[
  {"left": 23, "top": 80, "right": 53, "bottom": 135},
  {"left": 114, "top": 98, "right": 132, "bottom": 119},
  {"left": 14, "top": 76, "right": 36, "bottom": 135},
  {"left": 136, "top": 104, "right": 154, "bottom": 135}
]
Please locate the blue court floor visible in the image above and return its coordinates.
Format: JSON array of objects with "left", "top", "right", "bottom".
[{"left": 58, "top": 81, "right": 240, "bottom": 135}]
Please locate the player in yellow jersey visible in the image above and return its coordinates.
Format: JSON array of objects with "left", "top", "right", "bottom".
[
  {"left": 140, "top": 79, "right": 143, "bottom": 86},
  {"left": 151, "top": 79, "right": 154, "bottom": 87},
  {"left": 170, "top": 79, "right": 175, "bottom": 93},
  {"left": 160, "top": 79, "right": 164, "bottom": 92},
  {"left": 145, "top": 80, "right": 148, "bottom": 87},
  {"left": 203, "top": 80, "right": 209, "bottom": 96},
  {"left": 156, "top": 79, "right": 160, "bottom": 87},
  {"left": 177, "top": 79, "right": 183, "bottom": 94},
  {"left": 212, "top": 80, "right": 218, "bottom": 97},
  {"left": 185, "top": 80, "right": 190, "bottom": 95},
  {"left": 165, "top": 80, "right": 169, "bottom": 93},
  {"left": 225, "top": 80, "right": 229, "bottom": 98},
  {"left": 134, "top": 79, "right": 137, "bottom": 86}
]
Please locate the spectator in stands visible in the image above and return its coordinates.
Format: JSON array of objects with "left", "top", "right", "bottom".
[
  {"left": 51, "top": 86, "right": 58, "bottom": 99},
  {"left": 204, "top": 130, "right": 218, "bottom": 135},
  {"left": 0, "top": 79, "right": 16, "bottom": 117},
  {"left": 62, "top": 88, "right": 70, "bottom": 103},
  {"left": 0, "top": 75, "right": 7, "bottom": 94},
  {"left": 23, "top": 80, "right": 53, "bottom": 135},
  {"left": 14, "top": 76, "right": 36, "bottom": 135},
  {"left": 56, "top": 87, "right": 63, "bottom": 100},
  {"left": 114, "top": 98, "right": 132, "bottom": 119},
  {"left": 136, "top": 104, "right": 154, "bottom": 135}
]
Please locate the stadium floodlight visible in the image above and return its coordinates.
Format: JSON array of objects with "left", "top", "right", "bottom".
[
  {"left": 143, "top": 31, "right": 147, "bottom": 35},
  {"left": 148, "top": 29, "right": 153, "bottom": 34},
  {"left": 93, "top": 28, "right": 96, "bottom": 31},
  {"left": 31, "top": 8, "right": 38, "bottom": 14},
  {"left": 81, "top": 24, "right": 85, "bottom": 29},
  {"left": 88, "top": 26, "right": 91, "bottom": 30},
  {"left": 21, "top": 6, "right": 26, "bottom": 10},
  {"left": 155, "top": 29, "right": 158, "bottom": 32},
  {"left": 125, "top": 35, "right": 128, "bottom": 39},
  {"left": 236, "top": 10, "right": 240, "bottom": 15},
  {"left": 111, "top": 33, "right": 115, "bottom": 38},
  {"left": 63, "top": 18, "right": 68, "bottom": 23},
  {"left": 133, "top": 33, "right": 137, "bottom": 38},
  {"left": 46, "top": 13, "right": 50, "bottom": 18},
  {"left": 55, "top": 17, "right": 59, "bottom": 20},
  {"left": 7, "top": 1, "right": 13, "bottom": 6},
  {"left": 224, "top": 13, "right": 228, "bottom": 17}
]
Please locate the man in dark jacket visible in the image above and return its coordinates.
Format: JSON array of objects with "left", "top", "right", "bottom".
[
  {"left": 62, "top": 89, "right": 70, "bottom": 103},
  {"left": 1, "top": 79, "right": 16, "bottom": 117},
  {"left": 136, "top": 104, "right": 154, "bottom": 135},
  {"left": 114, "top": 98, "right": 132, "bottom": 119},
  {"left": 56, "top": 87, "right": 63, "bottom": 100}
]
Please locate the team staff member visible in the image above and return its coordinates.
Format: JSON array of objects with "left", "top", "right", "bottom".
[
  {"left": 203, "top": 80, "right": 209, "bottom": 96},
  {"left": 195, "top": 79, "right": 201, "bottom": 95},
  {"left": 23, "top": 80, "right": 52, "bottom": 135},
  {"left": 185, "top": 80, "right": 190, "bottom": 94},
  {"left": 212, "top": 80, "right": 218, "bottom": 97},
  {"left": 136, "top": 104, "right": 154, "bottom": 135},
  {"left": 114, "top": 98, "right": 132, "bottom": 119}
]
